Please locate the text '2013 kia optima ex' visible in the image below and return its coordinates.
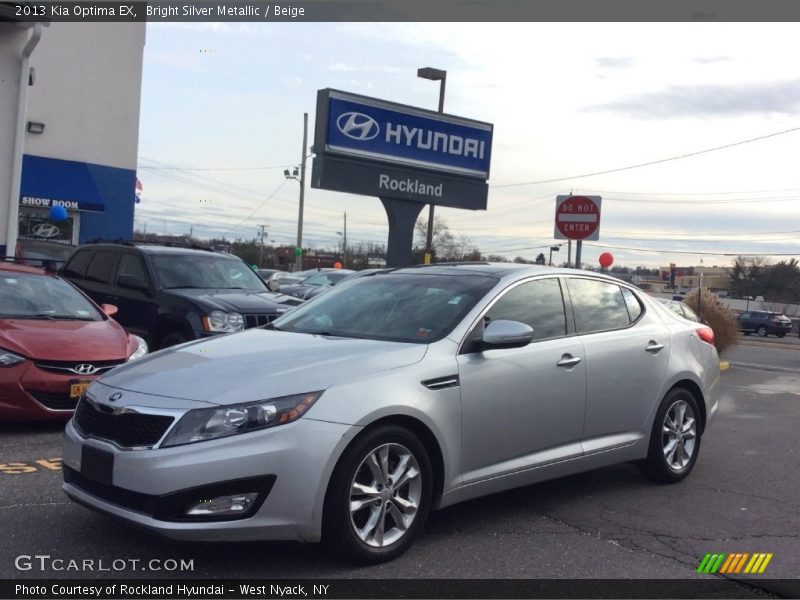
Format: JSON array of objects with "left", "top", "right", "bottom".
[{"left": 62, "top": 264, "right": 720, "bottom": 563}]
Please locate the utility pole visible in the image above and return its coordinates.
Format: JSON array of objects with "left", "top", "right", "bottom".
[
  {"left": 342, "top": 212, "right": 347, "bottom": 269},
  {"left": 257, "top": 224, "right": 268, "bottom": 267},
  {"left": 417, "top": 67, "right": 446, "bottom": 264},
  {"left": 295, "top": 112, "right": 308, "bottom": 272}
]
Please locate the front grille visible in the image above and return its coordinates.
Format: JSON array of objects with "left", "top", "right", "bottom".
[
  {"left": 244, "top": 314, "right": 277, "bottom": 329},
  {"left": 34, "top": 359, "right": 126, "bottom": 375},
  {"left": 27, "top": 390, "right": 79, "bottom": 411},
  {"left": 73, "top": 398, "right": 174, "bottom": 448}
]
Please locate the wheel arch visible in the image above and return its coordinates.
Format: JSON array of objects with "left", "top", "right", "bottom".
[{"left": 665, "top": 379, "right": 706, "bottom": 433}]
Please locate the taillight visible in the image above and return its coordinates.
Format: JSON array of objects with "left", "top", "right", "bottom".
[{"left": 696, "top": 326, "right": 715, "bottom": 346}]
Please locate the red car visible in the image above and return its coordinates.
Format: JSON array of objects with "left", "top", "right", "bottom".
[{"left": 0, "top": 262, "right": 148, "bottom": 421}]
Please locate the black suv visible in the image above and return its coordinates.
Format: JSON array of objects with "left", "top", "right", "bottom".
[
  {"left": 60, "top": 243, "right": 302, "bottom": 348},
  {"left": 738, "top": 310, "right": 792, "bottom": 338}
]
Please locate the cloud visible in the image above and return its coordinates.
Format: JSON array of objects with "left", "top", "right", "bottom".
[
  {"left": 595, "top": 57, "right": 635, "bottom": 68},
  {"left": 693, "top": 56, "right": 731, "bottom": 64},
  {"left": 589, "top": 79, "right": 800, "bottom": 118}
]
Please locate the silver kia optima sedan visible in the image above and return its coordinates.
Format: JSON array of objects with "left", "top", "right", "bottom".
[{"left": 62, "top": 264, "right": 720, "bottom": 563}]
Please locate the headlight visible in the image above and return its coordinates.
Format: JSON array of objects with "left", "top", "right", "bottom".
[
  {"left": 161, "top": 391, "right": 323, "bottom": 447},
  {"left": 0, "top": 349, "right": 25, "bottom": 367},
  {"left": 202, "top": 311, "right": 244, "bottom": 333},
  {"left": 127, "top": 335, "right": 148, "bottom": 361}
]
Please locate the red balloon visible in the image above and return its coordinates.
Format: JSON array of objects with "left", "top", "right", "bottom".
[{"left": 598, "top": 252, "right": 614, "bottom": 269}]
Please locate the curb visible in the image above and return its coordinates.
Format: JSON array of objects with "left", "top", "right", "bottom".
[{"left": 739, "top": 340, "right": 800, "bottom": 352}]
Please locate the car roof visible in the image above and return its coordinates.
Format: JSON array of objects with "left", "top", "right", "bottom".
[
  {"left": 391, "top": 262, "right": 612, "bottom": 280},
  {"left": 81, "top": 243, "right": 231, "bottom": 257},
  {"left": 0, "top": 262, "right": 47, "bottom": 275}
]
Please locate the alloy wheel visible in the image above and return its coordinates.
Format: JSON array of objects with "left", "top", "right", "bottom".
[
  {"left": 349, "top": 443, "right": 422, "bottom": 548},
  {"left": 662, "top": 400, "right": 697, "bottom": 471}
]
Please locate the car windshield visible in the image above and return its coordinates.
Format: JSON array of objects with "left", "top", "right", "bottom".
[
  {"left": 152, "top": 254, "right": 268, "bottom": 290},
  {"left": 304, "top": 271, "right": 353, "bottom": 287},
  {"left": 273, "top": 273, "right": 497, "bottom": 343},
  {"left": 0, "top": 272, "right": 102, "bottom": 320}
]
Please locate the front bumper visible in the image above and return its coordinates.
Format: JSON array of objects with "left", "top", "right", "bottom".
[
  {"left": 0, "top": 361, "right": 97, "bottom": 421},
  {"left": 62, "top": 416, "right": 357, "bottom": 542}
]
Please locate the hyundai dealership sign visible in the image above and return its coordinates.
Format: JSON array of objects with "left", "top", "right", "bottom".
[
  {"left": 324, "top": 91, "right": 492, "bottom": 178},
  {"left": 312, "top": 89, "right": 493, "bottom": 210}
]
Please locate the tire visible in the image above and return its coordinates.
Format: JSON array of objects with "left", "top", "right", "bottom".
[
  {"left": 159, "top": 331, "right": 189, "bottom": 349},
  {"left": 322, "top": 425, "right": 433, "bottom": 564},
  {"left": 637, "top": 388, "right": 702, "bottom": 484},
  {"left": 757, "top": 326, "right": 767, "bottom": 337}
]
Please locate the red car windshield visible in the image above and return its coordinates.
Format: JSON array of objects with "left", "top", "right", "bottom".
[{"left": 0, "top": 272, "right": 102, "bottom": 321}]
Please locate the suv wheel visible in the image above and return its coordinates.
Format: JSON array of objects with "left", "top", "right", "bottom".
[
  {"left": 756, "top": 326, "right": 768, "bottom": 337},
  {"left": 323, "top": 425, "right": 432, "bottom": 564},
  {"left": 638, "top": 388, "right": 702, "bottom": 484}
]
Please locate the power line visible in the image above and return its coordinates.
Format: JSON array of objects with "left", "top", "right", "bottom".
[
  {"left": 491, "top": 125, "right": 800, "bottom": 188},
  {"left": 583, "top": 242, "right": 800, "bottom": 257}
]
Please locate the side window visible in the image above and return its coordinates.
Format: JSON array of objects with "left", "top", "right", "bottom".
[
  {"left": 740, "top": 312, "right": 750, "bottom": 319},
  {"left": 116, "top": 254, "right": 149, "bottom": 284},
  {"left": 485, "top": 278, "right": 567, "bottom": 340},
  {"left": 62, "top": 250, "right": 93, "bottom": 279},
  {"left": 621, "top": 287, "right": 643, "bottom": 322},
  {"left": 85, "top": 251, "right": 119, "bottom": 284},
  {"left": 567, "top": 278, "right": 631, "bottom": 334}
]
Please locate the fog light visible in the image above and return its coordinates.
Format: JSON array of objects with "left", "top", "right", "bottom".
[{"left": 185, "top": 493, "right": 258, "bottom": 516}]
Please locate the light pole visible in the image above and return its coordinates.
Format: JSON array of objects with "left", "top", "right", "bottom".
[
  {"left": 284, "top": 113, "right": 308, "bottom": 272},
  {"left": 417, "top": 67, "right": 446, "bottom": 265},
  {"left": 549, "top": 245, "right": 560, "bottom": 266}
]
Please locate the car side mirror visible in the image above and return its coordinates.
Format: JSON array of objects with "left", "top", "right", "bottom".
[
  {"left": 482, "top": 319, "right": 534, "bottom": 350},
  {"left": 267, "top": 280, "right": 280, "bottom": 292},
  {"left": 101, "top": 303, "right": 119, "bottom": 317},
  {"left": 117, "top": 274, "right": 149, "bottom": 291}
]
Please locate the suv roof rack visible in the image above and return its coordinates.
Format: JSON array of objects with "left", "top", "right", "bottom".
[{"left": 84, "top": 238, "right": 214, "bottom": 251}]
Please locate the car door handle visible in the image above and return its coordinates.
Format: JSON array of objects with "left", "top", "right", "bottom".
[
  {"left": 646, "top": 342, "right": 665, "bottom": 353},
  {"left": 556, "top": 355, "right": 582, "bottom": 368}
]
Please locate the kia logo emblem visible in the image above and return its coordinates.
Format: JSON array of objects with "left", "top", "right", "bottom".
[
  {"left": 73, "top": 363, "right": 98, "bottom": 375},
  {"left": 108, "top": 392, "right": 123, "bottom": 402},
  {"left": 32, "top": 223, "right": 60, "bottom": 238},
  {"left": 336, "top": 112, "right": 380, "bottom": 141}
]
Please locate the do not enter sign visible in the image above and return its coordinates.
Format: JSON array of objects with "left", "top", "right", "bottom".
[{"left": 554, "top": 195, "right": 602, "bottom": 241}]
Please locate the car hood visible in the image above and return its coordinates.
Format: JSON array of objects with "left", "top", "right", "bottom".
[
  {"left": 0, "top": 318, "right": 129, "bottom": 361},
  {"left": 164, "top": 289, "right": 302, "bottom": 312},
  {"left": 98, "top": 329, "right": 427, "bottom": 404}
]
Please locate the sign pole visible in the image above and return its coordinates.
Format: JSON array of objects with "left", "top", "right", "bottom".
[
  {"left": 575, "top": 240, "right": 582, "bottom": 270},
  {"left": 567, "top": 240, "right": 572, "bottom": 268},
  {"left": 295, "top": 112, "right": 308, "bottom": 272}
]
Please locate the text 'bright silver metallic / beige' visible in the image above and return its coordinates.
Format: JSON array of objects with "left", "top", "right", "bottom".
[{"left": 62, "top": 264, "right": 721, "bottom": 563}]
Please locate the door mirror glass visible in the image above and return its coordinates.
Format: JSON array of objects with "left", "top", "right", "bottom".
[{"left": 482, "top": 319, "right": 534, "bottom": 349}]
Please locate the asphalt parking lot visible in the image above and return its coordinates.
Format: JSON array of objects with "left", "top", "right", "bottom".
[{"left": 1, "top": 339, "right": 798, "bottom": 597}]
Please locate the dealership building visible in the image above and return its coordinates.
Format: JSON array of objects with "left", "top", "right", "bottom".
[{"left": 0, "top": 19, "right": 145, "bottom": 256}]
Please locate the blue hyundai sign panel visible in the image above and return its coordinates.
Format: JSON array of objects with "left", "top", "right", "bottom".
[{"left": 320, "top": 90, "right": 493, "bottom": 179}]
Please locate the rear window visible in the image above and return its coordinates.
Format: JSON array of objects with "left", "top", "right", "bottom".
[{"left": 62, "top": 249, "right": 93, "bottom": 279}]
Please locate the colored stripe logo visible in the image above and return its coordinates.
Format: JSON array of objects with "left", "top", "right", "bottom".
[{"left": 697, "top": 553, "right": 773, "bottom": 574}]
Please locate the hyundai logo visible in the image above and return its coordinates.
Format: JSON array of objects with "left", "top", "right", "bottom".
[
  {"left": 72, "top": 364, "right": 98, "bottom": 375},
  {"left": 336, "top": 112, "right": 380, "bottom": 141},
  {"left": 108, "top": 392, "right": 123, "bottom": 402},
  {"left": 31, "top": 223, "right": 60, "bottom": 238}
]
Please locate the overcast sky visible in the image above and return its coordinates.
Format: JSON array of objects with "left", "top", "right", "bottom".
[{"left": 135, "top": 22, "right": 800, "bottom": 268}]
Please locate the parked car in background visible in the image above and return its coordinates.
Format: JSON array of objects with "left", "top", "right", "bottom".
[
  {"left": 303, "top": 268, "right": 392, "bottom": 301},
  {"left": 0, "top": 262, "right": 147, "bottom": 421},
  {"left": 737, "top": 310, "right": 792, "bottom": 337},
  {"left": 657, "top": 298, "right": 703, "bottom": 323},
  {"left": 15, "top": 238, "right": 76, "bottom": 273},
  {"left": 278, "top": 269, "right": 355, "bottom": 299},
  {"left": 60, "top": 243, "right": 302, "bottom": 349},
  {"left": 63, "top": 264, "right": 719, "bottom": 563},
  {"left": 276, "top": 267, "right": 338, "bottom": 286},
  {"left": 255, "top": 268, "right": 289, "bottom": 292}
]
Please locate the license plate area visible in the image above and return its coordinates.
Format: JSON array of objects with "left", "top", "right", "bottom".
[
  {"left": 81, "top": 445, "right": 114, "bottom": 485},
  {"left": 69, "top": 379, "right": 92, "bottom": 399}
]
